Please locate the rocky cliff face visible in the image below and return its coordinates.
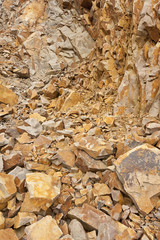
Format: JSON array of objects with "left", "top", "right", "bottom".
[{"left": 76, "top": 0, "right": 160, "bottom": 117}]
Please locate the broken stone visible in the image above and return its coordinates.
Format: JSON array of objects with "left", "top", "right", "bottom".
[
  {"left": 43, "top": 83, "right": 59, "bottom": 99},
  {"left": 0, "top": 84, "right": 18, "bottom": 106},
  {"left": 69, "top": 219, "right": 88, "bottom": 240},
  {"left": 33, "top": 135, "right": 52, "bottom": 148},
  {"left": 0, "top": 228, "right": 18, "bottom": 240},
  {"left": 92, "top": 183, "right": 111, "bottom": 197},
  {"left": 26, "top": 172, "right": 61, "bottom": 202},
  {"left": 114, "top": 144, "right": 160, "bottom": 214},
  {"left": 0, "top": 173, "right": 17, "bottom": 203},
  {"left": 53, "top": 149, "right": 75, "bottom": 168},
  {"left": 68, "top": 203, "right": 114, "bottom": 231},
  {"left": 61, "top": 91, "right": 82, "bottom": 111},
  {"left": 97, "top": 221, "right": 117, "bottom": 240},
  {"left": 74, "top": 136, "right": 113, "bottom": 159},
  {"left": 111, "top": 203, "right": 122, "bottom": 221},
  {"left": 14, "top": 212, "right": 37, "bottom": 229},
  {"left": 42, "top": 119, "right": 56, "bottom": 131},
  {"left": 25, "top": 215, "right": 62, "bottom": 240},
  {"left": 3, "top": 151, "right": 23, "bottom": 170},
  {"left": 29, "top": 113, "right": 46, "bottom": 123},
  {"left": 0, "top": 133, "right": 9, "bottom": 147},
  {"left": 76, "top": 150, "right": 108, "bottom": 172},
  {"left": 17, "top": 119, "right": 42, "bottom": 137}
]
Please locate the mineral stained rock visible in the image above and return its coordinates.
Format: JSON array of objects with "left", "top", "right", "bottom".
[{"left": 114, "top": 144, "right": 160, "bottom": 214}]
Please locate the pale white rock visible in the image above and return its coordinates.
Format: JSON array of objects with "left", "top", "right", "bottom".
[{"left": 69, "top": 219, "right": 88, "bottom": 240}]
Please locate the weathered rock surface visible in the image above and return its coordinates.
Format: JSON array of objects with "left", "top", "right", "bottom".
[
  {"left": 69, "top": 219, "right": 88, "bottom": 240},
  {"left": 76, "top": 150, "right": 108, "bottom": 172},
  {"left": 26, "top": 172, "right": 61, "bottom": 202},
  {"left": 25, "top": 215, "right": 62, "bottom": 240},
  {"left": 0, "top": 228, "right": 18, "bottom": 240},
  {"left": 0, "top": 173, "right": 17, "bottom": 203},
  {"left": 0, "top": 84, "right": 18, "bottom": 106},
  {"left": 114, "top": 144, "right": 160, "bottom": 214},
  {"left": 0, "top": 0, "right": 160, "bottom": 239},
  {"left": 74, "top": 136, "right": 113, "bottom": 159}
]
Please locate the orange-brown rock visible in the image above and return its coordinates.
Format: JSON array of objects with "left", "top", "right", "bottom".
[
  {"left": 74, "top": 136, "right": 113, "bottom": 159},
  {"left": 14, "top": 212, "right": 37, "bottom": 229},
  {"left": 76, "top": 150, "right": 108, "bottom": 172},
  {"left": 61, "top": 91, "right": 82, "bottom": 111},
  {"left": 53, "top": 149, "right": 75, "bottom": 168},
  {"left": 114, "top": 144, "right": 160, "bottom": 214},
  {"left": 26, "top": 172, "right": 61, "bottom": 202},
  {"left": 0, "top": 173, "right": 17, "bottom": 203},
  {"left": 0, "top": 84, "right": 18, "bottom": 106},
  {"left": 0, "top": 228, "right": 18, "bottom": 240},
  {"left": 25, "top": 215, "right": 62, "bottom": 240},
  {"left": 3, "top": 152, "right": 22, "bottom": 170}
]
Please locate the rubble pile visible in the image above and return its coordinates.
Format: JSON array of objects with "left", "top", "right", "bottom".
[{"left": 0, "top": 0, "right": 160, "bottom": 239}]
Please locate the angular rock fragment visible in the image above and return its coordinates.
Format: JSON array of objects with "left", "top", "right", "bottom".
[
  {"left": 25, "top": 216, "right": 62, "bottom": 240},
  {"left": 97, "top": 222, "right": 117, "bottom": 240},
  {"left": 0, "top": 173, "right": 17, "bottom": 203},
  {"left": 42, "top": 119, "right": 56, "bottom": 131},
  {"left": 114, "top": 144, "right": 160, "bottom": 214},
  {"left": 74, "top": 136, "right": 113, "bottom": 159},
  {"left": 53, "top": 149, "right": 75, "bottom": 168},
  {"left": 3, "top": 151, "right": 23, "bottom": 170},
  {"left": 26, "top": 172, "right": 61, "bottom": 202},
  {"left": 0, "top": 84, "right": 18, "bottom": 106},
  {"left": 76, "top": 150, "right": 108, "bottom": 172},
  {"left": 0, "top": 212, "right": 5, "bottom": 229},
  {"left": 69, "top": 219, "right": 88, "bottom": 240},
  {"left": 93, "top": 183, "right": 111, "bottom": 196},
  {"left": 33, "top": 135, "right": 52, "bottom": 148},
  {"left": 17, "top": 119, "right": 42, "bottom": 137},
  {"left": 68, "top": 204, "right": 115, "bottom": 231},
  {"left": 61, "top": 91, "right": 82, "bottom": 111},
  {"left": 0, "top": 133, "right": 9, "bottom": 147},
  {"left": 14, "top": 212, "right": 37, "bottom": 228},
  {"left": 0, "top": 228, "right": 18, "bottom": 240}
]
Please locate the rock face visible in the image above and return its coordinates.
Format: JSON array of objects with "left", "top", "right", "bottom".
[{"left": 114, "top": 144, "right": 160, "bottom": 214}]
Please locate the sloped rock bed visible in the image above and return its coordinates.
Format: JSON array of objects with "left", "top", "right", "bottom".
[{"left": 0, "top": 0, "right": 160, "bottom": 239}]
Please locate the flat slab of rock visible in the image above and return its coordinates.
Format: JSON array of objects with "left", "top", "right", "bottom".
[
  {"left": 74, "top": 136, "right": 113, "bottom": 159},
  {"left": 76, "top": 150, "right": 108, "bottom": 172},
  {"left": 26, "top": 172, "right": 61, "bottom": 202},
  {"left": 0, "top": 173, "right": 17, "bottom": 203},
  {"left": 17, "top": 119, "right": 42, "bottom": 137},
  {"left": 114, "top": 144, "right": 160, "bottom": 214},
  {"left": 68, "top": 203, "right": 115, "bottom": 231},
  {"left": 25, "top": 215, "right": 62, "bottom": 240}
]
